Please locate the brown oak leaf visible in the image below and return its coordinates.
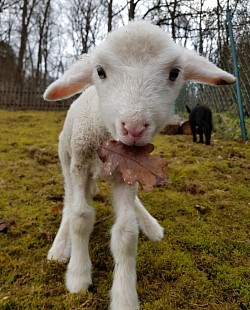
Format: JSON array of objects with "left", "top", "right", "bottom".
[
  {"left": 0, "top": 219, "right": 8, "bottom": 233},
  {"left": 97, "top": 140, "right": 169, "bottom": 191}
]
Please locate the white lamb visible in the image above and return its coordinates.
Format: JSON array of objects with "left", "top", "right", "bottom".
[{"left": 43, "top": 21, "right": 235, "bottom": 310}]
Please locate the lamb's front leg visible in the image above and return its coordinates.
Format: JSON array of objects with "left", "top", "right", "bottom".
[
  {"left": 47, "top": 148, "right": 72, "bottom": 262},
  {"left": 66, "top": 167, "right": 95, "bottom": 293},
  {"left": 110, "top": 176, "right": 140, "bottom": 310}
]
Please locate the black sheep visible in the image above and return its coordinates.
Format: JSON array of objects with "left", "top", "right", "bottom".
[{"left": 186, "top": 104, "right": 213, "bottom": 145}]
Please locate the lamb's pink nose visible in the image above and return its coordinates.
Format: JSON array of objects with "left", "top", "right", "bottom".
[
  {"left": 127, "top": 128, "right": 145, "bottom": 138},
  {"left": 121, "top": 122, "right": 148, "bottom": 139}
]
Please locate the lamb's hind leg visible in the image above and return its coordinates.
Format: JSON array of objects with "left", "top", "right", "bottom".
[
  {"left": 135, "top": 195, "right": 164, "bottom": 241},
  {"left": 65, "top": 161, "right": 95, "bottom": 293},
  {"left": 191, "top": 123, "right": 197, "bottom": 142},
  {"left": 198, "top": 127, "right": 204, "bottom": 144},
  {"left": 47, "top": 201, "right": 71, "bottom": 262},
  {"left": 204, "top": 124, "right": 212, "bottom": 145}
]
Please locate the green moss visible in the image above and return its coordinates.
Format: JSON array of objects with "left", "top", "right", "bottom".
[{"left": 0, "top": 110, "right": 249, "bottom": 309}]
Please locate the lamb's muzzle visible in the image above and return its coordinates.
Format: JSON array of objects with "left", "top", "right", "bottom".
[{"left": 120, "top": 121, "right": 149, "bottom": 145}]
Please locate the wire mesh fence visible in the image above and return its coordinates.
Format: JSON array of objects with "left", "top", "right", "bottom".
[
  {"left": 176, "top": 28, "right": 250, "bottom": 141},
  {"left": 0, "top": 82, "right": 72, "bottom": 111},
  {"left": 0, "top": 54, "right": 248, "bottom": 140}
]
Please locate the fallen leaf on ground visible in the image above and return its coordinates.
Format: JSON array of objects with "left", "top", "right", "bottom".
[
  {"left": 194, "top": 204, "right": 210, "bottom": 215},
  {"left": 0, "top": 219, "right": 8, "bottom": 233},
  {"left": 97, "top": 140, "right": 169, "bottom": 191},
  {"left": 52, "top": 203, "right": 63, "bottom": 213}
]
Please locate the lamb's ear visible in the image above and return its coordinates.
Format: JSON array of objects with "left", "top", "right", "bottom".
[
  {"left": 44, "top": 54, "right": 93, "bottom": 101},
  {"left": 183, "top": 50, "right": 236, "bottom": 85}
]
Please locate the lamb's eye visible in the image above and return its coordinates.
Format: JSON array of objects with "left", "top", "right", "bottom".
[
  {"left": 97, "top": 67, "right": 106, "bottom": 79},
  {"left": 169, "top": 68, "right": 180, "bottom": 81}
]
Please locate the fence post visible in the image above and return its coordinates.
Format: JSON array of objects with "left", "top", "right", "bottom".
[{"left": 226, "top": 8, "right": 247, "bottom": 141}]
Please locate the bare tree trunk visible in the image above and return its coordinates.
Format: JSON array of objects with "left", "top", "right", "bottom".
[
  {"left": 16, "top": 0, "right": 28, "bottom": 85},
  {"left": 107, "top": 0, "right": 113, "bottom": 32},
  {"left": 16, "top": 0, "right": 36, "bottom": 85},
  {"left": 198, "top": 0, "right": 205, "bottom": 55},
  {"left": 128, "top": 0, "right": 140, "bottom": 21},
  {"left": 128, "top": 0, "right": 135, "bottom": 20},
  {"left": 36, "top": 0, "right": 51, "bottom": 85},
  {"left": 170, "top": 0, "right": 178, "bottom": 41},
  {"left": 42, "top": 21, "right": 50, "bottom": 84}
]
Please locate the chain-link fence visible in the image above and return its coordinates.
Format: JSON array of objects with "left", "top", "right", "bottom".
[
  {"left": 176, "top": 10, "right": 250, "bottom": 141},
  {"left": 175, "top": 74, "right": 249, "bottom": 141}
]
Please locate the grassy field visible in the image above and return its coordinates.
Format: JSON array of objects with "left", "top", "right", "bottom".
[{"left": 0, "top": 110, "right": 249, "bottom": 310}]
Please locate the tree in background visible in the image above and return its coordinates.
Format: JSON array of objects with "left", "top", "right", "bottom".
[
  {"left": 15, "top": 0, "right": 37, "bottom": 85},
  {"left": 67, "top": 0, "right": 103, "bottom": 56},
  {"left": 0, "top": 0, "right": 249, "bottom": 88},
  {"left": 34, "top": 0, "right": 51, "bottom": 86},
  {"left": 0, "top": 41, "right": 17, "bottom": 82}
]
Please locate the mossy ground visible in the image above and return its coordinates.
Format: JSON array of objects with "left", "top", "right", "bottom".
[{"left": 0, "top": 110, "right": 249, "bottom": 310}]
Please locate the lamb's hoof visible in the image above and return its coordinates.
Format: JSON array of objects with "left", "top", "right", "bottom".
[
  {"left": 110, "top": 302, "right": 140, "bottom": 310},
  {"left": 66, "top": 269, "right": 92, "bottom": 293},
  {"left": 47, "top": 247, "right": 70, "bottom": 263},
  {"left": 110, "top": 293, "right": 140, "bottom": 310},
  {"left": 140, "top": 218, "right": 164, "bottom": 242}
]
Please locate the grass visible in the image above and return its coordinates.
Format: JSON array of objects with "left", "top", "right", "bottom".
[
  {"left": 213, "top": 112, "right": 250, "bottom": 141},
  {"left": 0, "top": 109, "right": 249, "bottom": 310}
]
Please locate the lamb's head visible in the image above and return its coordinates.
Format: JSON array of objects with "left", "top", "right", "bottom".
[{"left": 44, "top": 21, "right": 235, "bottom": 146}]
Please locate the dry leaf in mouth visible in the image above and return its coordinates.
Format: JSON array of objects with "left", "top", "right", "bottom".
[{"left": 97, "top": 140, "right": 169, "bottom": 191}]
